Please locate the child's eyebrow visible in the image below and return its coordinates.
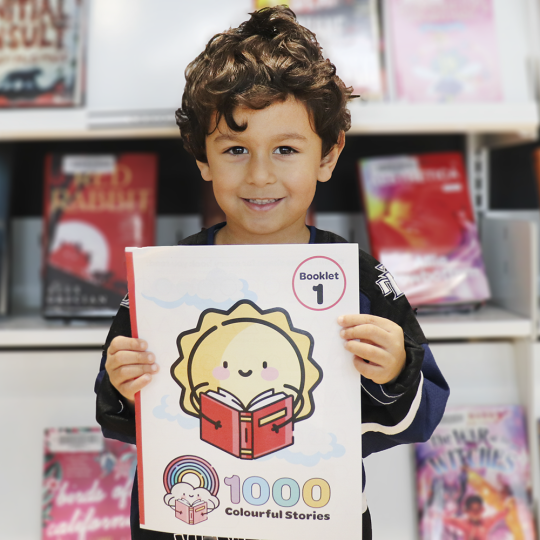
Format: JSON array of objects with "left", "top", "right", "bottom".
[{"left": 212, "top": 132, "right": 308, "bottom": 144}]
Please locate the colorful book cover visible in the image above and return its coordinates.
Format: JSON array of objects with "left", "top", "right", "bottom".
[
  {"left": 255, "top": 0, "right": 383, "bottom": 100},
  {"left": 359, "top": 152, "right": 491, "bottom": 308},
  {"left": 0, "top": 0, "right": 86, "bottom": 107},
  {"left": 42, "top": 427, "right": 137, "bottom": 540},
  {"left": 125, "top": 243, "right": 362, "bottom": 538},
  {"left": 415, "top": 406, "right": 536, "bottom": 540},
  {"left": 42, "top": 154, "right": 157, "bottom": 317},
  {"left": 385, "top": 0, "right": 503, "bottom": 103}
]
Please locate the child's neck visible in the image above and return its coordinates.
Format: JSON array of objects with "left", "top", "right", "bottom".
[{"left": 214, "top": 221, "right": 311, "bottom": 245}]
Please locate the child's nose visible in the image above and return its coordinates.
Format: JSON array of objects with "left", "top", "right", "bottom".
[{"left": 247, "top": 154, "right": 276, "bottom": 186}]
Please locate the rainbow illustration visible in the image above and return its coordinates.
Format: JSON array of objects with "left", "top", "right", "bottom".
[{"left": 163, "top": 455, "right": 219, "bottom": 496}]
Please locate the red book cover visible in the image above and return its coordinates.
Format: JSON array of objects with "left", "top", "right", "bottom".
[
  {"left": 42, "top": 154, "right": 156, "bottom": 317},
  {"left": 359, "top": 152, "right": 490, "bottom": 308},
  {"left": 200, "top": 389, "right": 293, "bottom": 459}
]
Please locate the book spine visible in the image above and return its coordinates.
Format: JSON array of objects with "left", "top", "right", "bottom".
[
  {"left": 189, "top": 506, "right": 194, "bottom": 525},
  {"left": 240, "top": 412, "right": 253, "bottom": 459}
]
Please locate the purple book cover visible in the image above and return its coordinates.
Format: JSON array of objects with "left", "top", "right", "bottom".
[
  {"left": 42, "top": 427, "right": 136, "bottom": 540},
  {"left": 415, "top": 406, "right": 536, "bottom": 540}
]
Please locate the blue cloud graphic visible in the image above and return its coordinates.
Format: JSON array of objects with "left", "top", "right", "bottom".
[
  {"left": 143, "top": 279, "right": 257, "bottom": 310},
  {"left": 153, "top": 395, "right": 198, "bottom": 429},
  {"left": 259, "top": 433, "right": 345, "bottom": 466}
]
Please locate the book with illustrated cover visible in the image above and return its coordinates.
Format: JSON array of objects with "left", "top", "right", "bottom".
[
  {"left": 42, "top": 427, "right": 137, "bottom": 540},
  {"left": 174, "top": 499, "right": 208, "bottom": 525},
  {"left": 385, "top": 0, "right": 502, "bottom": 103},
  {"left": 255, "top": 0, "right": 383, "bottom": 100},
  {"left": 0, "top": 0, "right": 86, "bottom": 107},
  {"left": 359, "top": 152, "right": 490, "bottom": 309},
  {"left": 42, "top": 154, "right": 156, "bottom": 317},
  {"left": 200, "top": 388, "right": 294, "bottom": 459},
  {"left": 415, "top": 406, "right": 536, "bottom": 540}
]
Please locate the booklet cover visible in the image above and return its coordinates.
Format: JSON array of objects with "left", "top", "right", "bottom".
[
  {"left": 415, "top": 406, "right": 536, "bottom": 540},
  {"left": 359, "top": 152, "right": 490, "bottom": 308},
  {"left": 126, "top": 243, "right": 362, "bottom": 539},
  {"left": 42, "top": 154, "right": 156, "bottom": 317},
  {"left": 0, "top": 0, "right": 86, "bottom": 107},
  {"left": 385, "top": 0, "right": 502, "bottom": 103},
  {"left": 42, "top": 427, "right": 137, "bottom": 540}
]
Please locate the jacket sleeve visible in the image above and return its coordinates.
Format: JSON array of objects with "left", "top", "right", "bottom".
[
  {"left": 358, "top": 250, "right": 450, "bottom": 458},
  {"left": 95, "top": 297, "right": 137, "bottom": 445}
]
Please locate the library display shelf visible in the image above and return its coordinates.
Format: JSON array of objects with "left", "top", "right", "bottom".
[
  {"left": 0, "top": 315, "right": 109, "bottom": 348},
  {"left": 0, "top": 102, "right": 537, "bottom": 141},
  {"left": 0, "top": 305, "right": 532, "bottom": 349}
]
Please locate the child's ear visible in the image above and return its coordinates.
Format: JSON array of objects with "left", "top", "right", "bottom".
[
  {"left": 318, "top": 131, "right": 345, "bottom": 183},
  {"left": 196, "top": 160, "right": 213, "bottom": 181}
]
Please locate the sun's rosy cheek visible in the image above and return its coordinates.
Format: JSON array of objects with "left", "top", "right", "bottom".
[
  {"left": 212, "top": 366, "right": 230, "bottom": 380},
  {"left": 261, "top": 367, "right": 279, "bottom": 381}
]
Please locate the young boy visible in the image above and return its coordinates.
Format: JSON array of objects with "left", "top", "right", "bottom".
[{"left": 95, "top": 6, "right": 449, "bottom": 539}]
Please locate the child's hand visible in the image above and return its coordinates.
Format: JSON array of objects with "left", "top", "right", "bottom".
[
  {"left": 105, "top": 336, "right": 159, "bottom": 406},
  {"left": 338, "top": 314, "right": 406, "bottom": 384}
]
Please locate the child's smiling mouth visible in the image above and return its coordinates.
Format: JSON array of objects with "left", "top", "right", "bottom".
[
  {"left": 242, "top": 198, "right": 283, "bottom": 211},
  {"left": 238, "top": 369, "right": 253, "bottom": 377}
]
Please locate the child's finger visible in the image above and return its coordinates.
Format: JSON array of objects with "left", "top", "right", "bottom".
[
  {"left": 338, "top": 313, "right": 398, "bottom": 333},
  {"left": 352, "top": 357, "right": 388, "bottom": 383},
  {"left": 108, "top": 336, "right": 148, "bottom": 356},
  {"left": 109, "top": 350, "right": 155, "bottom": 370},
  {"left": 340, "top": 323, "right": 391, "bottom": 348},
  {"left": 119, "top": 374, "right": 153, "bottom": 401},
  {"left": 343, "top": 340, "right": 390, "bottom": 367},
  {"left": 111, "top": 362, "right": 159, "bottom": 385}
]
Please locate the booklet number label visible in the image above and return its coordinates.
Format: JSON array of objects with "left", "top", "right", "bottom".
[{"left": 292, "top": 256, "right": 347, "bottom": 311}]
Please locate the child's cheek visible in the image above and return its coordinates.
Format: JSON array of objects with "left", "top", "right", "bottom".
[
  {"left": 212, "top": 366, "right": 230, "bottom": 380},
  {"left": 261, "top": 367, "right": 279, "bottom": 381}
]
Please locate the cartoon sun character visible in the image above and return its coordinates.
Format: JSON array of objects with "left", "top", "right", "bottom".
[{"left": 171, "top": 300, "right": 322, "bottom": 459}]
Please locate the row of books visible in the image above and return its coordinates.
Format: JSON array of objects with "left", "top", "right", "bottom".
[
  {"left": 41, "top": 405, "right": 538, "bottom": 539},
  {"left": 0, "top": 150, "right": 496, "bottom": 318},
  {"left": 0, "top": 0, "right": 504, "bottom": 108}
]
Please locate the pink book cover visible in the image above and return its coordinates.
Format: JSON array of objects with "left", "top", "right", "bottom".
[
  {"left": 359, "top": 152, "right": 491, "bottom": 308},
  {"left": 42, "top": 427, "right": 136, "bottom": 540},
  {"left": 386, "top": 0, "right": 503, "bottom": 103},
  {"left": 174, "top": 499, "right": 208, "bottom": 525},
  {"left": 415, "top": 406, "right": 536, "bottom": 540}
]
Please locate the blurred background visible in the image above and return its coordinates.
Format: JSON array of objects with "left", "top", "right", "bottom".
[{"left": 2, "top": 1, "right": 540, "bottom": 539}]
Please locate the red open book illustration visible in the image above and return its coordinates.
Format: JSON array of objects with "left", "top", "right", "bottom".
[
  {"left": 200, "top": 388, "right": 294, "bottom": 459},
  {"left": 175, "top": 499, "right": 208, "bottom": 525}
]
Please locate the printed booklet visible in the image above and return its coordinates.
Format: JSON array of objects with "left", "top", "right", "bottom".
[
  {"left": 359, "top": 152, "right": 490, "bottom": 309},
  {"left": 385, "top": 0, "right": 502, "bottom": 103},
  {"left": 0, "top": 0, "right": 86, "bottom": 107},
  {"left": 416, "top": 406, "right": 536, "bottom": 540},
  {"left": 42, "top": 427, "right": 137, "bottom": 540},
  {"left": 126, "top": 243, "right": 362, "bottom": 539},
  {"left": 42, "top": 154, "right": 156, "bottom": 317}
]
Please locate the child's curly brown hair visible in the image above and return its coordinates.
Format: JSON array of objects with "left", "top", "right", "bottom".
[{"left": 175, "top": 5, "right": 354, "bottom": 163}]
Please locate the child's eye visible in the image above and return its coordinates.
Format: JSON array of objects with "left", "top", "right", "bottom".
[
  {"left": 226, "top": 146, "right": 248, "bottom": 155},
  {"left": 274, "top": 146, "right": 297, "bottom": 155},
  {"left": 262, "top": 361, "right": 268, "bottom": 369}
]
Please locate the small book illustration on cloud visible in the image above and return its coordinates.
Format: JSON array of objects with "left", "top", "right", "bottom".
[
  {"left": 174, "top": 499, "right": 208, "bottom": 525},
  {"left": 171, "top": 300, "right": 323, "bottom": 460},
  {"left": 201, "top": 388, "right": 293, "bottom": 459}
]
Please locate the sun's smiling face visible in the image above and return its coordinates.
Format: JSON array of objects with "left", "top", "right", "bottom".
[
  {"left": 172, "top": 301, "right": 322, "bottom": 420},
  {"left": 207, "top": 323, "right": 302, "bottom": 408}
]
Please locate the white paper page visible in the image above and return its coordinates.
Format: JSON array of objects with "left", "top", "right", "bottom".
[{"left": 127, "top": 244, "right": 362, "bottom": 539}]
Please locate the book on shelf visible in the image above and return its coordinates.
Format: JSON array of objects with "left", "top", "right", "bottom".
[
  {"left": 358, "top": 152, "right": 491, "bottom": 310},
  {"left": 42, "top": 427, "right": 136, "bottom": 540},
  {"left": 200, "top": 388, "right": 294, "bottom": 460},
  {"left": 0, "top": 0, "right": 86, "bottom": 107},
  {"left": 42, "top": 153, "right": 157, "bottom": 317},
  {"left": 384, "top": 0, "right": 503, "bottom": 103},
  {"left": 416, "top": 405, "right": 536, "bottom": 540},
  {"left": 254, "top": 0, "right": 383, "bottom": 100},
  {"left": 0, "top": 149, "right": 11, "bottom": 316}
]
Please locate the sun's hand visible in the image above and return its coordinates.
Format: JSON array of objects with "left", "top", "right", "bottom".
[{"left": 338, "top": 314, "right": 406, "bottom": 384}]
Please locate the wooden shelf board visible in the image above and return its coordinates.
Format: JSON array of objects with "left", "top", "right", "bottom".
[{"left": 419, "top": 304, "right": 532, "bottom": 340}]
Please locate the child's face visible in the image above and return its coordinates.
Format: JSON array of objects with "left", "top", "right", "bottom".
[{"left": 197, "top": 96, "right": 344, "bottom": 244}]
